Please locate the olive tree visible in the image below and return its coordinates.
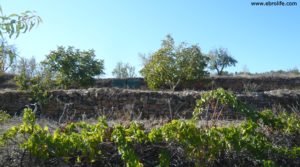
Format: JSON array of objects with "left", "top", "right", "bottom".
[
  {"left": 112, "top": 62, "right": 136, "bottom": 78},
  {"left": 140, "top": 35, "right": 208, "bottom": 90},
  {"left": 42, "top": 46, "right": 105, "bottom": 88},
  {"left": 208, "top": 48, "right": 237, "bottom": 75}
]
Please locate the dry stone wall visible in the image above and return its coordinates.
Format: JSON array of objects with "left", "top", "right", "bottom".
[
  {"left": 0, "top": 74, "right": 17, "bottom": 89},
  {"left": 1, "top": 74, "right": 300, "bottom": 91},
  {"left": 184, "top": 76, "right": 300, "bottom": 92},
  {"left": 0, "top": 88, "right": 300, "bottom": 120},
  {"left": 95, "top": 76, "right": 300, "bottom": 92}
]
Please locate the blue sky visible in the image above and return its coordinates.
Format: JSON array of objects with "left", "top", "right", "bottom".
[{"left": 1, "top": 0, "right": 299, "bottom": 77}]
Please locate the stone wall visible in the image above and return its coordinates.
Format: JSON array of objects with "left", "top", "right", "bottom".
[
  {"left": 1, "top": 88, "right": 299, "bottom": 120},
  {"left": 95, "top": 76, "right": 300, "bottom": 92},
  {"left": 96, "top": 76, "right": 300, "bottom": 92},
  {"left": 0, "top": 90, "right": 31, "bottom": 114},
  {"left": 182, "top": 76, "right": 300, "bottom": 92},
  {"left": 0, "top": 74, "right": 17, "bottom": 89},
  {"left": 1, "top": 73, "right": 300, "bottom": 91}
]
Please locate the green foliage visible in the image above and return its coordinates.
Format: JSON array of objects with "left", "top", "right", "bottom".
[
  {"left": 14, "top": 57, "right": 39, "bottom": 90},
  {"left": 263, "top": 160, "right": 277, "bottom": 167},
  {"left": 193, "top": 88, "right": 251, "bottom": 121},
  {"left": 0, "top": 6, "right": 42, "bottom": 38},
  {"left": 0, "top": 110, "right": 10, "bottom": 124},
  {"left": 42, "top": 46, "right": 105, "bottom": 88},
  {"left": 43, "top": 118, "right": 109, "bottom": 163},
  {"left": 158, "top": 149, "right": 171, "bottom": 167},
  {"left": 15, "top": 67, "right": 54, "bottom": 105},
  {"left": 1, "top": 108, "right": 37, "bottom": 147},
  {"left": 140, "top": 35, "right": 208, "bottom": 90},
  {"left": 0, "top": 39, "right": 17, "bottom": 72},
  {"left": 209, "top": 47, "right": 237, "bottom": 75},
  {"left": 1, "top": 109, "right": 111, "bottom": 165},
  {"left": 112, "top": 62, "right": 136, "bottom": 78},
  {"left": 14, "top": 69, "right": 30, "bottom": 90},
  {"left": 26, "top": 75, "right": 52, "bottom": 104},
  {"left": 1, "top": 91, "right": 300, "bottom": 166},
  {"left": 111, "top": 123, "right": 145, "bottom": 167}
]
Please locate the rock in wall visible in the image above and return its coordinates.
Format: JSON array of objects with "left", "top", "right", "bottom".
[
  {"left": 0, "top": 90, "right": 31, "bottom": 114},
  {"left": 0, "top": 74, "right": 17, "bottom": 89}
]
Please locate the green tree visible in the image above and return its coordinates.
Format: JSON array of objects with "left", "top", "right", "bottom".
[
  {"left": 42, "top": 46, "right": 105, "bottom": 88},
  {"left": 208, "top": 47, "right": 237, "bottom": 75},
  {"left": 140, "top": 35, "right": 208, "bottom": 90},
  {"left": 0, "top": 39, "right": 17, "bottom": 72},
  {"left": 112, "top": 62, "right": 136, "bottom": 78}
]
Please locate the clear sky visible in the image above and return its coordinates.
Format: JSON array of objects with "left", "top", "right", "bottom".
[{"left": 1, "top": 0, "right": 299, "bottom": 77}]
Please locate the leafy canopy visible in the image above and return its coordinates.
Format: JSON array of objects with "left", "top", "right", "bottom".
[
  {"left": 42, "top": 46, "right": 105, "bottom": 88},
  {"left": 208, "top": 47, "right": 237, "bottom": 75},
  {"left": 140, "top": 35, "right": 208, "bottom": 90}
]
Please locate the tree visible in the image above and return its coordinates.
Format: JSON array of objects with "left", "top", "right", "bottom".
[
  {"left": 0, "top": 39, "right": 17, "bottom": 72},
  {"left": 112, "top": 62, "right": 136, "bottom": 78},
  {"left": 13, "top": 56, "right": 37, "bottom": 77},
  {"left": 208, "top": 48, "right": 237, "bottom": 75},
  {"left": 42, "top": 46, "right": 105, "bottom": 88},
  {"left": 140, "top": 35, "right": 208, "bottom": 90}
]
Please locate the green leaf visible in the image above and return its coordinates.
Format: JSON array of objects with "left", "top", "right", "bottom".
[
  {"left": 29, "top": 21, "right": 35, "bottom": 31},
  {"left": 8, "top": 13, "right": 18, "bottom": 17},
  {"left": 9, "top": 24, "right": 14, "bottom": 38},
  {"left": 23, "top": 24, "right": 28, "bottom": 33}
]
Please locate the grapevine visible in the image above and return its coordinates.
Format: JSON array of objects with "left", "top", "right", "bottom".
[{"left": 1, "top": 89, "right": 300, "bottom": 166}]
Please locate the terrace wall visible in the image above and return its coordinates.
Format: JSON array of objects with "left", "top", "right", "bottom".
[
  {"left": 1, "top": 88, "right": 299, "bottom": 119},
  {"left": 1, "top": 74, "right": 300, "bottom": 91}
]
